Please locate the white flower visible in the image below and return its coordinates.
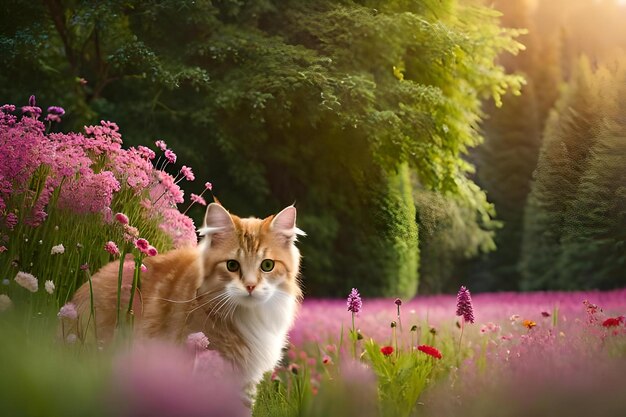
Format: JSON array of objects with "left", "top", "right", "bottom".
[
  {"left": 45, "top": 280, "right": 55, "bottom": 294},
  {"left": 51, "top": 244, "right": 65, "bottom": 255},
  {"left": 0, "top": 294, "right": 12, "bottom": 312},
  {"left": 14, "top": 271, "right": 38, "bottom": 292}
]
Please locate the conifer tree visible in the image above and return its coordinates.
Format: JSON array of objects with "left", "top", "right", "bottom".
[
  {"left": 520, "top": 57, "right": 605, "bottom": 289},
  {"left": 558, "top": 60, "right": 626, "bottom": 289}
]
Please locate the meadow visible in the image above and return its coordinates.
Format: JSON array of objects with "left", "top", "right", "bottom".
[{"left": 1, "top": 98, "right": 625, "bottom": 417}]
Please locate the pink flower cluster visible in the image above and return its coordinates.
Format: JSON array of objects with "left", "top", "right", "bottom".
[{"left": 0, "top": 98, "right": 202, "bottom": 249}]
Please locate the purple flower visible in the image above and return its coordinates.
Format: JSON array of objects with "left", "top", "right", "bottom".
[
  {"left": 456, "top": 285, "right": 475, "bottom": 324},
  {"left": 29, "top": 95, "right": 36, "bottom": 106},
  {"left": 58, "top": 303, "right": 78, "bottom": 320},
  {"left": 347, "top": 288, "right": 362, "bottom": 315},
  {"left": 47, "top": 106, "right": 65, "bottom": 116},
  {"left": 394, "top": 298, "right": 402, "bottom": 306},
  {"left": 5, "top": 213, "right": 18, "bottom": 230}
]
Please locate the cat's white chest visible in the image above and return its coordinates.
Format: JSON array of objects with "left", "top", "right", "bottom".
[{"left": 234, "top": 295, "right": 297, "bottom": 383}]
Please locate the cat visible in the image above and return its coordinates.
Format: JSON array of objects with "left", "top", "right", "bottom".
[{"left": 70, "top": 203, "right": 305, "bottom": 403}]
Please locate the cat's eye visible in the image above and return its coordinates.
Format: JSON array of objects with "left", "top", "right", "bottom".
[
  {"left": 260, "top": 259, "right": 275, "bottom": 272},
  {"left": 226, "top": 260, "right": 240, "bottom": 272}
]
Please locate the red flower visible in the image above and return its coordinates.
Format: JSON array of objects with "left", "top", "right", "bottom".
[
  {"left": 380, "top": 346, "right": 394, "bottom": 356},
  {"left": 602, "top": 316, "right": 625, "bottom": 327},
  {"left": 417, "top": 344, "right": 442, "bottom": 359}
]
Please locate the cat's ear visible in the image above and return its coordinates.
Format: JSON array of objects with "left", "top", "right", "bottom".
[
  {"left": 271, "top": 205, "right": 306, "bottom": 242},
  {"left": 198, "top": 203, "right": 234, "bottom": 241}
]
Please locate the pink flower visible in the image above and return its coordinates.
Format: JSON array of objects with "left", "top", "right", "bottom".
[
  {"left": 0, "top": 246, "right": 6, "bottom": 253},
  {"left": 104, "top": 241, "right": 121, "bottom": 256},
  {"left": 5, "top": 213, "right": 18, "bottom": 230},
  {"left": 14, "top": 271, "right": 38, "bottom": 292},
  {"left": 164, "top": 149, "right": 177, "bottom": 164},
  {"left": 137, "top": 146, "right": 156, "bottom": 160},
  {"left": 140, "top": 264, "right": 147, "bottom": 272},
  {"left": 123, "top": 225, "right": 139, "bottom": 242},
  {"left": 190, "top": 193, "right": 207, "bottom": 206},
  {"left": 135, "top": 238, "right": 150, "bottom": 253},
  {"left": 322, "top": 355, "right": 332, "bottom": 365},
  {"left": 155, "top": 140, "right": 167, "bottom": 151},
  {"left": 115, "top": 212, "right": 129, "bottom": 225},
  {"left": 50, "top": 244, "right": 65, "bottom": 255},
  {"left": 180, "top": 166, "right": 195, "bottom": 181},
  {"left": 58, "top": 303, "right": 78, "bottom": 320},
  {"left": 147, "top": 246, "right": 158, "bottom": 257},
  {"left": 186, "top": 332, "right": 210, "bottom": 352},
  {"left": 0, "top": 294, "right": 12, "bottom": 312},
  {"left": 205, "top": 182, "right": 213, "bottom": 191},
  {"left": 45, "top": 280, "right": 55, "bottom": 294}
]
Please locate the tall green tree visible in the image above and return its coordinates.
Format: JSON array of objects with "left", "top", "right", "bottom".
[
  {"left": 557, "top": 59, "right": 626, "bottom": 289},
  {"left": 520, "top": 57, "right": 608, "bottom": 289},
  {"left": 0, "top": 0, "right": 523, "bottom": 296}
]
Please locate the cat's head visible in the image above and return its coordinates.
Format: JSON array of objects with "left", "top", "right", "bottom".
[{"left": 196, "top": 203, "right": 305, "bottom": 307}]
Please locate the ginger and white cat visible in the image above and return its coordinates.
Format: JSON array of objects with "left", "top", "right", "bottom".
[{"left": 72, "top": 203, "right": 304, "bottom": 401}]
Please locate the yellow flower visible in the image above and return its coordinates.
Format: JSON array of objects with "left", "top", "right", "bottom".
[
  {"left": 522, "top": 320, "right": 537, "bottom": 329},
  {"left": 392, "top": 65, "right": 405, "bottom": 81}
]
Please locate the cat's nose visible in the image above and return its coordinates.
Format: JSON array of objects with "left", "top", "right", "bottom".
[{"left": 246, "top": 285, "right": 256, "bottom": 294}]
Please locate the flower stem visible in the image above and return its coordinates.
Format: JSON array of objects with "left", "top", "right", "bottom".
[
  {"left": 458, "top": 318, "right": 465, "bottom": 354},
  {"left": 351, "top": 312, "right": 356, "bottom": 359},
  {"left": 116, "top": 249, "right": 127, "bottom": 327},
  {"left": 85, "top": 267, "right": 98, "bottom": 343},
  {"left": 126, "top": 255, "right": 143, "bottom": 327}
]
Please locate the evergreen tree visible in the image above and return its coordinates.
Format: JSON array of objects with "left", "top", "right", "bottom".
[
  {"left": 558, "top": 60, "right": 626, "bottom": 289},
  {"left": 520, "top": 57, "right": 605, "bottom": 289}
]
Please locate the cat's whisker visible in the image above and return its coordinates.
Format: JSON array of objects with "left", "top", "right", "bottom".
[
  {"left": 184, "top": 291, "right": 229, "bottom": 324},
  {"left": 145, "top": 288, "right": 215, "bottom": 305}
]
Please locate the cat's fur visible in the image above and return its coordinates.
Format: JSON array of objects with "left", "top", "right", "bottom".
[{"left": 71, "top": 203, "right": 304, "bottom": 400}]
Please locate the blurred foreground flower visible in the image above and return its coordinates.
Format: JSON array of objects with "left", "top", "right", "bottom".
[
  {"left": 111, "top": 342, "right": 246, "bottom": 417},
  {"left": 58, "top": 303, "right": 78, "bottom": 320},
  {"left": 0, "top": 294, "right": 12, "bottom": 311},
  {"left": 602, "top": 316, "right": 625, "bottom": 327}
]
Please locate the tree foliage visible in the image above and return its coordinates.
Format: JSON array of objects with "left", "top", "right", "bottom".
[{"left": 0, "top": 0, "right": 523, "bottom": 296}]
